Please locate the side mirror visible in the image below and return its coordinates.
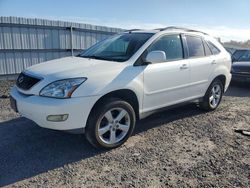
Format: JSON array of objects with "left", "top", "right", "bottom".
[{"left": 145, "top": 51, "right": 166, "bottom": 64}]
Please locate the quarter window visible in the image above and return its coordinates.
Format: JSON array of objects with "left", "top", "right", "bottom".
[
  {"left": 203, "top": 40, "right": 212, "bottom": 56},
  {"left": 147, "top": 35, "right": 183, "bottom": 61},
  {"left": 207, "top": 41, "right": 221, "bottom": 55},
  {"left": 186, "top": 35, "right": 205, "bottom": 58}
]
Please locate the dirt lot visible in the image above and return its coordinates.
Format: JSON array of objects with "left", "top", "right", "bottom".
[{"left": 0, "top": 81, "right": 249, "bottom": 187}]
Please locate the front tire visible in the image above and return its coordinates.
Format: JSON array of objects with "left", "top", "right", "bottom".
[
  {"left": 199, "top": 79, "right": 223, "bottom": 111},
  {"left": 85, "top": 98, "right": 136, "bottom": 149}
]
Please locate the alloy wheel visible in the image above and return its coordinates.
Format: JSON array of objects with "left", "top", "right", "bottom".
[
  {"left": 97, "top": 108, "right": 131, "bottom": 145},
  {"left": 209, "top": 84, "right": 222, "bottom": 108}
]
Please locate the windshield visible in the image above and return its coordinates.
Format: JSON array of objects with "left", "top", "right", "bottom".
[
  {"left": 233, "top": 50, "right": 248, "bottom": 61},
  {"left": 238, "top": 50, "right": 250, "bottom": 62},
  {"left": 78, "top": 33, "right": 154, "bottom": 62}
]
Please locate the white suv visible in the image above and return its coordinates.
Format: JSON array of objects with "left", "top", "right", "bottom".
[{"left": 10, "top": 27, "right": 232, "bottom": 149}]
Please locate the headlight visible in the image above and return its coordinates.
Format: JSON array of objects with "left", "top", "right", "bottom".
[{"left": 40, "top": 78, "right": 87, "bottom": 98}]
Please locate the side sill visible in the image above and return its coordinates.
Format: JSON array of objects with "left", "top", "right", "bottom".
[{"left": 140, "top": 97, "right": 203, "bottom": 119}]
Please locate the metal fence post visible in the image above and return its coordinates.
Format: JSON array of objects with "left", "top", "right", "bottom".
[{"left": 70, "top": 26, "right": 74, "bottom": 56}]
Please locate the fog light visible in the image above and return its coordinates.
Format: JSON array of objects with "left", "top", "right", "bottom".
[{"left": 47, "top": 114, "right": 68, "bottom": 122}]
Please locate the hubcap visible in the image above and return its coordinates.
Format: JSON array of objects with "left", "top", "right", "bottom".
[
  {"left": 97, "top": 108, "right": 130, "bottom": 145},
  {"left": 209, "top": 84, "right": 222, "bottom": 108}
]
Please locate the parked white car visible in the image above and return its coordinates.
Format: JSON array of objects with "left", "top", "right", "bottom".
[{"left": 10, "top": 27, "right": 232, "bottom": 149}]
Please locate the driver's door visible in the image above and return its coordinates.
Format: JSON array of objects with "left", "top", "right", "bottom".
[{"left": 142, "top": 34, "right": 191, "bottom": 113}]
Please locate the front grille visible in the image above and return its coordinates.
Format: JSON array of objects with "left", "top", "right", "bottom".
[{"left": 16, "top": 72, "right": 41, "bottom": 90}]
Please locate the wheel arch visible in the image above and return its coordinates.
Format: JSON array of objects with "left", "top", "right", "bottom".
[
  {"left": 212, "top": 74, "right": 226, "bottom": 92},
  {"left": 88, "top": 89, "right": 140, "bottom": 121}
]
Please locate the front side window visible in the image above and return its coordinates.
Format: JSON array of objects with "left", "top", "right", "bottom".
[
  {"left": 186, "top": 35, "right": 205, "bottom": 58},
  {"left": 147, "top": 34, "right": 183, "bottom": 61},
  {"left": 79, "top": 33, "right": 153, "bottom": 62}
]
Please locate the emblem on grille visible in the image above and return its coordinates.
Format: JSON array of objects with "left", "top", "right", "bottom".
[{"left": 18, "top": 76, "right": 24, "bottom": 83}]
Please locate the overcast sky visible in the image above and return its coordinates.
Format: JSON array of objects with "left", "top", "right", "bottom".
[{"left": 0, "top": 0, "right": 250, "bottom": 42}]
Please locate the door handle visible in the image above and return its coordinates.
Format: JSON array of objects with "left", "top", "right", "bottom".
[
  {"left": 180, "top": 64, "right": 188, "bottom": 70},
  {"left": 211, "top": 60, "right": 217, "bottom": 64}
]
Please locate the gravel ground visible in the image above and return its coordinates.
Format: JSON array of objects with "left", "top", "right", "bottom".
[{"left": 0, "top": 80, "right": 249, "bottom": 187}]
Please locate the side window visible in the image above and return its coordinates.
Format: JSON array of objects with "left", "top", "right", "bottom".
[
  {"left": 207, "top": 41, "right": 221, "bottom": 55},
  {"left": 186, "top": 35, "right": 205, "bottom": 58},
  {"left": 147, "top": 34, "right": 183, "bottom": 62},
  {"left": 203, "top": 40, "right": 212, "bottom": 56}
]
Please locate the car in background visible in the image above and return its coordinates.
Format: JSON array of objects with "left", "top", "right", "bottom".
[{"left": 231, "top": 50, "right": 250, "bottom": 83}]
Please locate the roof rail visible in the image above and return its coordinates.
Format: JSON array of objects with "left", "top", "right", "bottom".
[{"left": 156, "top": 26, "right": 208, "bottom": 35}]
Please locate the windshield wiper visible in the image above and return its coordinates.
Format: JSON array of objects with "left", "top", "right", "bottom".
[
  {"left": 79, "top": 55, "right": 114, "bottom": 61},
  {"left": 79, "top": 55, "right": 100, "bottom": 59}
]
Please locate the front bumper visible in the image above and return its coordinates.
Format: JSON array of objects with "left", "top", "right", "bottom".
[
  {"left": 10, "top": 86, "right": 99, "bottom": 131},
  {"left": 231, "top": 73, "right": 250, "bottom": 83}
]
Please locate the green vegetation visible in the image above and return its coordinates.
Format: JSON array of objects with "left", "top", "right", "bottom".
[{"left": 223, "top": 40, "right": 250, "bottom": 50}]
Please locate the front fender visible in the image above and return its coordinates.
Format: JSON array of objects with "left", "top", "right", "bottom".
[{"left": 73, "top": 65, "right": 145, "bottom": 112}]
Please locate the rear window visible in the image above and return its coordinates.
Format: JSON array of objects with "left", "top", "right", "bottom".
[{"left": 186, "top": 35, "right": 205, "bottom": 58}]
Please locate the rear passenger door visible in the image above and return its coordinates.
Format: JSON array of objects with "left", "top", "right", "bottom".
[{"left": 184, "top": 35, "right": 214, "bottom": 97}]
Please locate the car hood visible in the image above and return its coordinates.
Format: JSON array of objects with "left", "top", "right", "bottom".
[
  {"left": 232, "top": 61, "right": 250, "bottom": 73},
  {"left": 25, "top": 56, "right": 125, "bottom": 79}
]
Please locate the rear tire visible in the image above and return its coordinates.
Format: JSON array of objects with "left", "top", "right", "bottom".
[
  {"left": 85, "top": 98, "right": 136, "bottom": 149},
  {"left": 199, "top": 79, "right": 223, "bottom": 111}
]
